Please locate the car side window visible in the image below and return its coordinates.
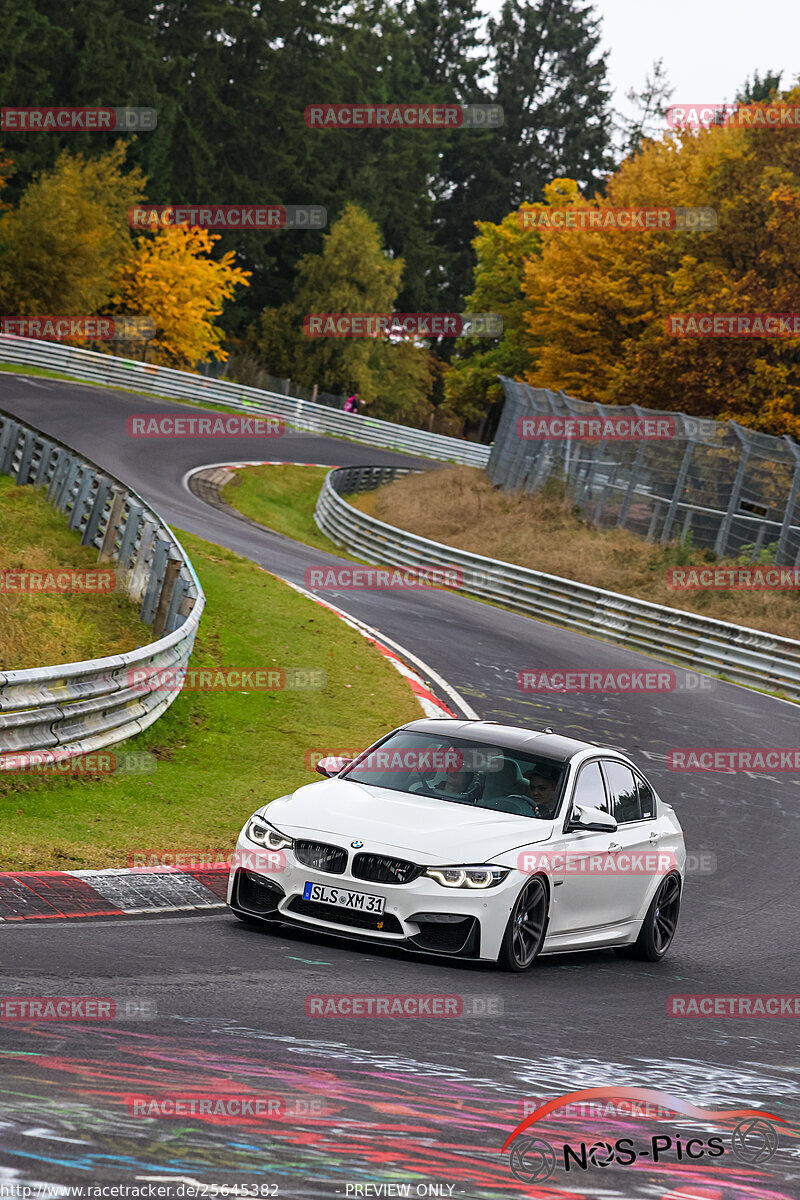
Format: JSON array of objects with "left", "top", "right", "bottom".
[
  {"left": 635, "top": 774, "right": 656, "bottom": 819},
  {"left": 603, "top": 761, "right": 642, "bottom": 823},
  {"left": 570, "top": 761, "right": 607, "bottom": 816}
]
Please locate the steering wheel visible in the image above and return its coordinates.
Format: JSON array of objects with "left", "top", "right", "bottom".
[
  {"left": 411, "top": 769, "right": 484, "bottom": 805},
  {"left": 506, "top": 793, "right": 551, "bottom": 819}
]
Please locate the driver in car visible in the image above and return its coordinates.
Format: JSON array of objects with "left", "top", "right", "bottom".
[
  {"left": 523, "top": 766, "right": 560, "bottom": 819},
  {"left": 429, "top": 764, "right": 483, "bottom": 805}
]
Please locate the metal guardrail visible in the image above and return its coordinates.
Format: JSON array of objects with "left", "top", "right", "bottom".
[
  {"left": 0, "top": 336, "right": 491, "bottom": 467},
  {"left": 315, "top": 465, "right": 800, "bottom": 702},
  {"left": 0, "top": 409, "right": 205, "bottom": 770}
]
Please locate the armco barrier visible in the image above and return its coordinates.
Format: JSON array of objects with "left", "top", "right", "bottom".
[
  {"left": 314, "top": 465, "right": 799, "bottom": 701},
  {"left": 0, "top": 409, "right": 205, "bottom": 770},
  {"left": 0, "top": 336, "right": 490, "bottom": 466}
]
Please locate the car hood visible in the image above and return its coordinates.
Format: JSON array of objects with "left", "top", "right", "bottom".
[{"left": 262, "top": 778, "right": 554, "bottom": 864}]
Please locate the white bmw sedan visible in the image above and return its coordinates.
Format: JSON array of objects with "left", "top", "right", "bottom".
[{"left": 227, "top": 719, "right": 685, "bottom": 971}]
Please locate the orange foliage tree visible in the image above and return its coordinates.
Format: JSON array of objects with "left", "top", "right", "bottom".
[{"left": 521, "top": 85, "right": 800, "bottom": 437}]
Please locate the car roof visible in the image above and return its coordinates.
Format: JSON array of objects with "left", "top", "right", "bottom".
[{"left": 399, "top": 718, "right": 618, "bottom": 764}]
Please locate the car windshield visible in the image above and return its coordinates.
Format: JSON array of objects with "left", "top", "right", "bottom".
[{"left": 342, "top": 730, "right": 568, "bottom": 819}]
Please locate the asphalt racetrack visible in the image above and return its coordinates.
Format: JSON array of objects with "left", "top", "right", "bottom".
[{"left": 0, "top": 374, "right": 797, "bottom": 1200}]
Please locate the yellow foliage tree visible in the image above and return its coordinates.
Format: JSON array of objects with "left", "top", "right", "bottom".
[{"left": 113, "top": 225, "right": 250, "bottom": 369}]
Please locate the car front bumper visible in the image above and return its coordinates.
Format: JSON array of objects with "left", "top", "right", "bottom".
[{"left": 226, "top": 835, "right": 524, "bottom": 961}]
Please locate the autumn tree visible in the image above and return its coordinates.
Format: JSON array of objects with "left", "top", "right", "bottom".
[
  {"left": 113, "top": 224, "right": 250, "bottom": 369},
  {"left": 0, "top": 141, "right": 145, "bottom": 316},
  {"left": 250, "top": 204, "right": 434, "bottom": 424},
  {"left": 442, "top": 180, "right": 578, "bottom": 436},
  {"left": 519, "top": 83, "right": 800, "bottom": 437}
]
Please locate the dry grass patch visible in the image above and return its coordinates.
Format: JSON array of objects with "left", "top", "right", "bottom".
[{"left": 352, "top": 467, "right": 800, "bottom": 641}]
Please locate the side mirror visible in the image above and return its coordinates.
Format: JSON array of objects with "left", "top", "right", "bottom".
[
  {"left": 315, "top": 755, "right": 353, "bottom": 778},
  {"left": 568, "top": 804, "right": 618, "bottom": 833}
]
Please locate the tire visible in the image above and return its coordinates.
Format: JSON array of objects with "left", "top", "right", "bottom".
[
  {"left": 498, "top": 877, "right": 549, "bottom": 972},
  {"left": 628, "top": 873, "right": 681, "bottom": 961}
]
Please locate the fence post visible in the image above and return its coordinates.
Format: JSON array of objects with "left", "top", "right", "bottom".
[
  {"left": 713, "top": 426, "right": 750, "bottom": 557},
  {"left": 660, "top": 440, "right": 697, "bottom": 544},
  {"left": 617, "top": 407, "right": 651, "bottom": 527},
  {"left": 777, "top": 440, "right": 800, "bottom": 565}
]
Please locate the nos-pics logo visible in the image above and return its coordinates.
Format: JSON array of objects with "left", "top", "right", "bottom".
[{"left": 501, "top": 1087, "right": 793, "bottom": 1184}]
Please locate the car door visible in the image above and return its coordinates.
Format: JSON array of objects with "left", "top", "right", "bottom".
[
  {"left": 600, "top": 759, "right": 661, "bottom": 924},
  {"left": 546, "top": 758, "right": 632, "bottom": 940}
]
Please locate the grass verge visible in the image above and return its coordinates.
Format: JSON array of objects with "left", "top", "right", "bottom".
[
  {"left": 0, "top": 528, "right": 421, "bottom": 870},
  {"left": 0, "top": 475, "right": 150, "bottom": 670},
  {"left": 221, "top": 465, "right": 338, "bottom": 553}
]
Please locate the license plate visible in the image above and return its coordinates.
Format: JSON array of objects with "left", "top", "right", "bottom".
[{"left": 303, "top": 881, "right": 385, "bottom": 914}]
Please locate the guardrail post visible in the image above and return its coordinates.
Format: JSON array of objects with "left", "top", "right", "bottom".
[
  {"left": 118, "top": 503, "right": 144, "bottom": 567},
  {"left": 0, "top": 421, "right": 21, "bottom": 474},
  {"left": 15, "top": 431, "right": 35, "bottom": 484},
  {"left": 140, "top": 536, "right": 171, "bottom": 624},
  {"left": 164, "top": 575, "right": 190, "bottom": 633},
  {"left": 129, "top": 520, "right": 157, "bottom": 602},
  {"left": 55, "top": 459, "right": 81, "bottom": 512},
  {"left": 82, "top": 478, "right": 112, "bottom": 546},
  {"left": 34, "top": 439, "right": 55, "bottom": 486},
  {"left": 152, "top": 557, "right": 182, "bottom": 638},
  {"left": 68, "top": 467, "right": 95, "bottom": 532},
  {"left": 46, "top": 450, "right": 68, "bottom": 502},
  {"left": 98, "top": 489, "right": 126, "bottom": 562}
]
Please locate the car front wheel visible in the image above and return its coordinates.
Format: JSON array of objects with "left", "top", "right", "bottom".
[{"left": 498, "top": 876, "right": 549, "bottom": 972}]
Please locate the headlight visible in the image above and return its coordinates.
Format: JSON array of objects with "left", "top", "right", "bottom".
[
  {"left": 246, "top": 818, "right": 293, "bottom": 851},
  {"left": 424, "top": 865, "right": 509, "bottom": 889}
]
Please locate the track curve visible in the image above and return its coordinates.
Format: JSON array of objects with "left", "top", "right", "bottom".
[{"left": 1, "top": 373, "right": 797, "bottom": 1199}]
